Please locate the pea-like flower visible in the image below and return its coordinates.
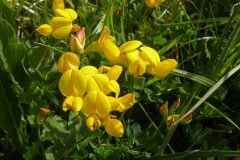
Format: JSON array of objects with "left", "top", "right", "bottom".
[
  {"left": 62, "top": 96, "right": 82, "bottom": 112},
  {"left": 57, "top": 52, "right": 80, "bottom": 73},
  {"left": 36, "top": 24, "right": 53, "bottom": 36},
  {"left": 59, "top": 69, "right": 87, "bottom": 97},
  {"left": 146, "top": 59, "right": 177, "bottom": 78},
  {"left": 87, "top": 26, "right": 121, "bottom": 64},
  {"left": 103, "top": 118, "right": 124, "bottom": 138},
  {"left": 145, "top": 0, "right": 165, "bottom": 8},
  {"left": 81, "top": 91, "right": 111, "bottom": 118},
  {"left": 86, "top": 114, "right": 101, "bottom": 131}
]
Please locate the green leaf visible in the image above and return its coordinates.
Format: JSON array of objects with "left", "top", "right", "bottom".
[
  {"left": 159, "top": 36, "right": 181, "bottom": 55},
  {"left": 23, "top": 142, "right": 44, "bottom": 160},
  {"left": 0, "top": 19, "right": 29, "bottom": 88},
  {"left": 0, "top": 70, "right": 24, "bottom": 151}
]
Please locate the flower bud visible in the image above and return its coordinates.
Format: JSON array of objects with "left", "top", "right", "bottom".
[
  {"left": 57, "top": 52, "right": 80, "bottom": 73},
  {"left": 70, "top": 27, "right": 85, "bottom": 53},
  {"left": 167, "top": 115, "right": 179, "bottom": 128},
  {"left": 50, "top": 17, "right": 72, "bottom": 39},
  {"left": 36, "top": 108, "right": 51, "bottom": 125},
  {"left": 181, "top": 113, "right": 192, "bottom": 124},
  {"left": 36, "top": 24, "right": 53, "bottom": 37},
  {"left": 160, "top": 102, "right": 168, "bottom": 117}
]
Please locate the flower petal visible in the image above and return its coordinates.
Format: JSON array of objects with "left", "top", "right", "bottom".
[
  {"left": 128, "top": 59, "right": 146, "bottom": 77},
  {"left": 98, "top": 65, "right": 122, "bottom": 81},
  {"left": 86, "top": 114, "right": 101, "bottom": 131},
  {"left": 59, "top": 69, "right": 73, "bottom": 96},
  {"left": 152, "top": 59, "right": 177, "bottom": 78},
  {"left": 71, "top": 70, "right": 87, "bottom": 97},
  {"left": 139, "top": 46, "right": 160, "bottom": 67},
  {"left": 96, "top": 91, "right": 111, "bottom": 118},
  {"left": 82, "top": 91, "right": 97, "bottom": 116},
  {"left": 36, "top": 24, "right": 53, "bottom": 36},
  {"left": 120, "top": 40, "right": 142, "bottom": 53},
  {"left": 104, "top": 119, "right": 124, "bottom": 137},
  {"left": 101, "top": 39, "right": 121, "bottom": 64},
  {"left": 52, "top": 25, "right": 72, "bottom": 39}
]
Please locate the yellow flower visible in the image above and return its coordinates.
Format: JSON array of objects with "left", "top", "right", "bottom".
[
  {"left": 119, "top": 40, "right": 142, "bottom": 53},
  {"left": 104, "top": 118, "right": 124, "bottom": 138},
  {"left": 57, "top": 52, "right": 80, "bottom": 73},
  {"left": 88, "top": 26, "right": 121, "bottom": 64},
  {"left": 62, "top": 96, "right": 82, "bottom": 112},
  {"left": 128, "top": 59, "right": 146, "bottom": 77},
  {"left": 108, "top": 93, "right": 136, "bottom": 112},
  {"left": 139, "top": 46, "right": 160, "bottom": 67},
  {"left": 52, "top": 0, "right": 65, "bottom": 13},
  {"left": 54, "top": 8, "right": 78, "bottom": 21},
  {"left": 86, "top": 114, "right": 101, "bottom": 131},
  {"left": 147, "top": 59, "right": 177, "bottom": 78},
  {"left": 100, "top": 38, "right": 121, "bottom": 64},
  {"left": 70, "top": 27, "right": 85, "bottom": 53},
  {"left": 145, "top": 0, "right": 165, "bottom": 8},
  {"left": 98, "top": 65, "right": 122, "bottom": 81},
  {"left": 59, "top": 69, "right": 87, "bottom": 97},
  {"left": 81, "top": 91, "right": 111, "bottom": 118},
  {"left": 50, "top": 17, "right": 73, "bottom": 39},
  {"left": 36, "top": 24, "right": 53, "bottom": 36}
]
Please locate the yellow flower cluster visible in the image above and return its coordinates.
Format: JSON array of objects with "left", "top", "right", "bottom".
[
  {"left": 35, "top": 0, "right": 177, "bottom": 137},
  {"left": 58, "top": 64, "right": 136, "bottom": 137},
  {"left": 89, "top": 26, "right": 177, "bottom": 78},
  {"left": 36, "top": 0, "right": 77, "bottom": 39}
]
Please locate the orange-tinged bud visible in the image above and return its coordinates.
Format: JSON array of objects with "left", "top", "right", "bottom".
[
  {"left": 181, "top": 113, "right": 192, "bottom": 124},
  {"left": 36, "top": 24, "right": 53, "bottom": 36},
  {"left": 70, "top": 27, "right": 85, "bottom": 53},
  {"left": 37, "top": 108, "right": 51, "bottom": 125},
  {"left": 160, "top": 102, "right": 168, "bottom": 117},
  {"left": 167, "top": 115, "right": 179, "bottom": 128},
  {"left": 39, "top": 108, "right": 51, "bottom": 115},
  {"left": 57, "top": 52, "right": 80, "bottom": 73}
]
